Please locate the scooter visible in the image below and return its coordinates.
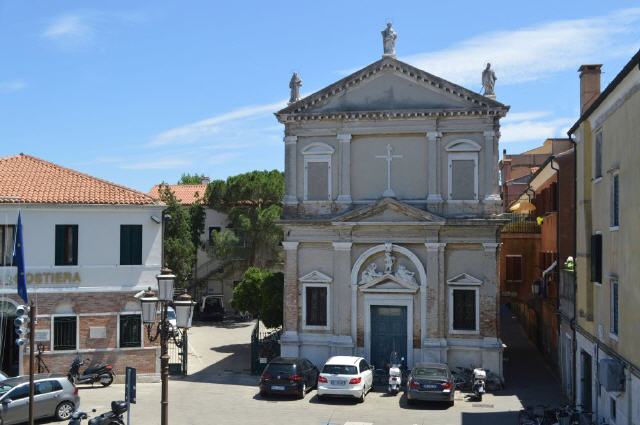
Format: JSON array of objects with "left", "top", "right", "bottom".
[
  {"left": 68, "top": 356, "right": 115, "bottom": 387},
  {"left": 68, "top": 401, "right": 128, "bottom": 425},
  {"left": 472, "top": 368, "right": 486, "bottom": 401},
  {"left": 387, "top": 351, "right": 403, "bottom": 395}
]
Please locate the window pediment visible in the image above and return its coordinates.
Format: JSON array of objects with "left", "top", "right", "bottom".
[
  {"left": 301, "top": 142, "right": 335, "bottom": 155},
  {"left": 445, "top": 139, "right": 481, "bottom": 152},
  {"left": 299, "top": 270, "right": 332, "bottom": 283},
  {"left": 447, "top": 273, "right": 483, "bottom": 286}
]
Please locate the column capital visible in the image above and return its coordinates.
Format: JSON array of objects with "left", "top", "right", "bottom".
[
  {"left": 337, "top": 133, "right": 352, "bottom": 143},
  {"left": 332, "top": 241, "right": 352, "bottom": 251},
  {"left": 483, "top": 130, "right": 496, "bottom": 139},
  {"left": 284, "top": 135, "right": 298, "bottom": 144},
  {"left": 482, "top": 242, "right": 500, "bottom": 252},
  {"left": 282, "top": 241, "right": 300, "bottom": 251},
  {"left": 426, "top": 131, "right": 442, "bottom": 141},
  {"left": 425, "top": 242, "right": 446, "bottom": 252}
]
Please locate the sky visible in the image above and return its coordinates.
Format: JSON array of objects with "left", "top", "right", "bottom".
[{"left": 1, "top": 1, "right": 639, "bottom": 192}]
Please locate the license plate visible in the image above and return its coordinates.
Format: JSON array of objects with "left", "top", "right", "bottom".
[
  {"left": 424, "top": 384, "right": 439, "bottom": 390},
  {"left": 271, "top": 385, "right": 285, "bottom": 391},
  {"left": 331, "top": 380, "right": 345, "bottom": 386}
]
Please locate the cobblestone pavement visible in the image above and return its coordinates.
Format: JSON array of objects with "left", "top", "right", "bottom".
[{"left": 44, "top": 309, "right": 566, "bottom": 425}]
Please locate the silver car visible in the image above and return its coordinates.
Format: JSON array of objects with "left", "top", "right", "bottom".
[{"left": 0, "top": 374, "right": 80, "bottom": 424}]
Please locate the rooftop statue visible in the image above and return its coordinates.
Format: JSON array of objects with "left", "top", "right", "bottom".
[
  {"left": 482, "top": 63, "right": 497, "bottom": 97},
  {"left": 381, "top": 23, "right": 397, "bottom": 57},
  {"left": 289, "top": 72, "right": 302, "bottom": 104}
]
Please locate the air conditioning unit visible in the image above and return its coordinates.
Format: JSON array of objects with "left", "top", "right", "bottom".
[{"left": 598, "top": 358, "right": 625, "bottom": 392}]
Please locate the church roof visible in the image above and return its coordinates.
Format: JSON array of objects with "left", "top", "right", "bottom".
[
  {"left": 276, "top": 56, "right": 508, "bottom": 122},
  {"left": 332, "top": 197, "right": 446, "bottom": 225}
]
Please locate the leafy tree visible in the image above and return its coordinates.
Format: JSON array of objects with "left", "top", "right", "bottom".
[
  {"left": 206, "top": 170, "right": 284, "bottom": 268},
  {"left": 178, "top": 173, "right": 207, "bottom": 185},
  {"left": 231, "top": 267, "right": 283, "bottom": 328},
  {"left": 158, "top": 185, "right": 198, "bottom": 288}
]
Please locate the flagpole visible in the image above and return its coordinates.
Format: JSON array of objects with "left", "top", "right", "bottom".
[{"left": 28, "top": 300, "right": 35, "bottom": 425}]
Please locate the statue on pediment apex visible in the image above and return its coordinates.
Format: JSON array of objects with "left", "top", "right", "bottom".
[{"left": 381, "top": 23, "right": 397, "bottom": 57}]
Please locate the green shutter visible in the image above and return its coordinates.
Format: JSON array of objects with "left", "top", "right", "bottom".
[
  {"left": 120, "top": 225, "right": 130, "bottom": 265},
  {"left": 71, "top": 225, "right": 78, "bottom": 265},
  {"left": 55, "top": 225, "right": 65, "bottom": 266},
  {"left": 132, "top": 225, "right": 142, "bottom": 265}
]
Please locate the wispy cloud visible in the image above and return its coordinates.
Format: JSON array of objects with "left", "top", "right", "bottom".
[
  {"left": 43, "top": 14, "right": 92, "bottom": 41},
  {"left": 402, "top": 7, "right": 640, "bottom": 87},
  {"left": 0, "top": 80, "right": 26, "bottom": 94},
  {"left": 120, "top": 158, "right": 192, "bottom": 170},
  {"left": 150, "top": 100, "right": 287, "bottom": 146},
  {"left": 501, "top": 111, "right": 574, "bottom": 143}
]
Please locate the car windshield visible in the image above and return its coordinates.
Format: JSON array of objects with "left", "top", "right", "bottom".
[
  {"left": 205, "top": 298, "right": 221, "bottom": 308},
  {"left": 413, "top": 367, "right": 448, "bottom": 379},
  {"left": 0, "top": 382, "right": 15, "bottom": 397},
  {"left": 166, "top": 309, "right": 176, "bottom": 320},
  {"left": 322, "top": 365, "right": 358, "bottom": 375},
  {"left": 265, "top": 363, "right": 294, "bottom": 374}
]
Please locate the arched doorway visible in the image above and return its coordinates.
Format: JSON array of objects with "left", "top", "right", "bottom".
[{"left": 0, "top": 299, "right": 19, "bottom": 376}]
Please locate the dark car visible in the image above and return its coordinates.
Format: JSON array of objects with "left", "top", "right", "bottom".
[
  {"left": 406, "top": 363, "right": 455, "bottom": 406},
  {"left": 198, "top": 295, "right": 224, "bottom": 321},
  {"left": 259, "top": 357, "right": 319, "bottom": 399}
]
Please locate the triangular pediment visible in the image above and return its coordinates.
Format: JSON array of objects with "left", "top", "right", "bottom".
[
  {"left": 359, "top": 274, "right": 419, "bottom": 293},
  {"left": 299, "top": 270, "right": 332, "bottom": 283},
  {"left": 447, "top": 273, "right": 483, "bottom": 286},
  {"left": 333, "top": 198, "right": 445, "bottom": 225},
  {"left": 277, "top": 57, "right": 507, "bottom": 120}
]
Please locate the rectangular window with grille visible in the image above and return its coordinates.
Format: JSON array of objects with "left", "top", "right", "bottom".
[
  {"left": 452, "top": 289, "right": 476, "bottom": 331},
  {"left": 0, "top": 225, "right": 15, "bottom": 266},
  {"left": 611, "top": 174, "right": 619, "bottom": 228},
  {"left": 120, "top": 225, "right": 143, "bottom": 265},
  {"left": 506, "top": 255, "right": 523, "bottom": 282},
  {"left": 55, "top": 225, "right": 78, "bottom": 266},
  {"left": 53, "top": 316, "right": 77, "bottom": 351},
  {"left": 305, "top": 286, "right": 327, "bottom": 327},
  {"left": 610, "top": 280, "right": 618, "bottom": 336},
  {"left": 450, "top": 159, "right": 476, "bottom": 200},
  {"left": 595, "top": 131, "right": 603, "bottom": 179},
  {"left": 591, "top": 234, "right": 602, "bottom": 283},
  {"left": 119, "top": 314, "right": 142, "bottom": 348}
]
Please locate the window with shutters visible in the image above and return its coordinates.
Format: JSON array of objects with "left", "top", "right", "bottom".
[
  {"left": 119, "top": 314, "right": 142, "bottom": 348},
  {"left": 303, "top": 285, "right": 329, "bottom": 329},
  {"left": 55, "top": 225, "right": 78, "bottom": 266},
  {"left": 610, "top": 173, "right": 619, "bottom": 229},
  {"left": 610, "top": 279, "right": 618, "bottom": 337},
  {"left": 594, "top": 131, "right": 603, "bottom": 179},
  {"left": 591, "top": 233, "right": 602, "bottom": 284},
  {"left": 450, "top": 288, "right": 478, "bottom": 333},
  {"left": 120, "top": 225, "right": 143, "bottom": 265},
  {"left": 0, "top": 225, "right": 15, "bottom": 266},
  {"left": 448, "top": 152, "right": 478, "bottom": 200},
  {"left": 506, "top": 255, "right": 523, "bottom": 282},
  {"left": 53, "top": 316, "right": 77, "bottom": 351}
]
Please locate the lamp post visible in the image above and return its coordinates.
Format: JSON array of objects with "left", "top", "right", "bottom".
[{"left": 139, "top": 268, "right": 194, "bottom": 425}]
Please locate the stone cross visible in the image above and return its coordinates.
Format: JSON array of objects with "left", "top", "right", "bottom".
[{"left": 375, "top": 144, "right": 402, "bottom": 197}]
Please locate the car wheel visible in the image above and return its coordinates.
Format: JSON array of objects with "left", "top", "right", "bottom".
[
  {"left": 407, "top": 398, "right": 415, "bottom": 406},
  {"left": 55, "top": 401, "right": 75, "bottom": 420},
  {"left": 357, "top": 388, "right": 365, "bottom": 403},
  {"left": 299, "top": 383, "right": 307, "bottom": 399}
]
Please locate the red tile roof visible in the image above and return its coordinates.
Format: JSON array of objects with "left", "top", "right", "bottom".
[
  {"left": 0, "top": 154, "right": 159, "bottom": 205},
  {"left": 148, "top": 184, "right": 207, "bottom": 205}
]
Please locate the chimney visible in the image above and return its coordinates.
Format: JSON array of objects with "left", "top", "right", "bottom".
[
  {"left": 579, "top": 64, "right": 602, "bottom": 113},
  {"left": 200, "top": 176, "right": 210, "bottom": 185}
]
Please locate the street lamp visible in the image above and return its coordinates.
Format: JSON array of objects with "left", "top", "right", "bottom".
[{"left": 138, "top": 268, "right": 195, "bottom": 425}]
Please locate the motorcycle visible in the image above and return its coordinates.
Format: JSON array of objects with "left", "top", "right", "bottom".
[
  {"left": 472, "top": 368, "right": 486, "bottom": 401},
  {"left": 68, "top": 356, "right": 115, "bottom": 387},
  {"left": 69, "top": 401, "right": 128, "bottom": 425},
  {"left": 387, "top": 351, "right": 403, "bottom": 395}
]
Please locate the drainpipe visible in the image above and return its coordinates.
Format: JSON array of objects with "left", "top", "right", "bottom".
[
  {"left": 550, "top": 158, "right": 561, "bottom": 378},
  {"left": 568, "top": 136, "right": 578, "bottom": 405}
]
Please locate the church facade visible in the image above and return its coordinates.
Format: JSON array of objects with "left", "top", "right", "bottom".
[{"left": 277, "top": 27, "right": 509, "bottom": 377}]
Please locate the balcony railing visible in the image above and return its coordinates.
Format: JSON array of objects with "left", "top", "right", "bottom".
[{"left": 500, "top": 213, "right": 541, "bottom": 234}]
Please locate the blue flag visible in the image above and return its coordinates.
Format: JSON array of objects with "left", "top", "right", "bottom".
[{"left": 13, "top": 212, "right": 28, "bottom": 303}]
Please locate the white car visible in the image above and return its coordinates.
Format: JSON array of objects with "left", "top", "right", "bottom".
[
  {"left": 317, "top": 356, "right": 373, "bottom": 402},
  {"left": 166, "top": 307, "right": 177, "bottom": 334},
  {"left": 0, "top": 371, "right": 7, "bottom": 381}
]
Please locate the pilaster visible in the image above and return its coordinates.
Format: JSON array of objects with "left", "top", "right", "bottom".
[
  {"left": 424, "top": 242, "right": 447, "bottom": 363},
  {"left": 482, "top": 242, "right": 500, "bottom": 337},
  {"left": 426, "top": 131, "right": 443, "bottom": 204},
  {"left": 336, "top": 134, "right": 352, "bottom": 203},
  {"left": 332, "top": 242, "right": 352, "bottom": 340},
  {"left": 282, "top": 241, "right": 299, "bottom": 337},
  {"left": 483, "top": 131, "right": 501, "bottom": 203},
  {"left": 283, "top": 136, "right": 298, "bottom": 205}
]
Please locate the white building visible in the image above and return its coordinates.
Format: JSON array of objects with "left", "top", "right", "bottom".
[{"left": 0, "top": 154, "right": 163, "bottom": 379}]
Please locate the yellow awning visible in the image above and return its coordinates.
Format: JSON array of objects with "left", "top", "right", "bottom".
[{"left": 509, "top": 200, "right": 536, "bottom": 214}]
